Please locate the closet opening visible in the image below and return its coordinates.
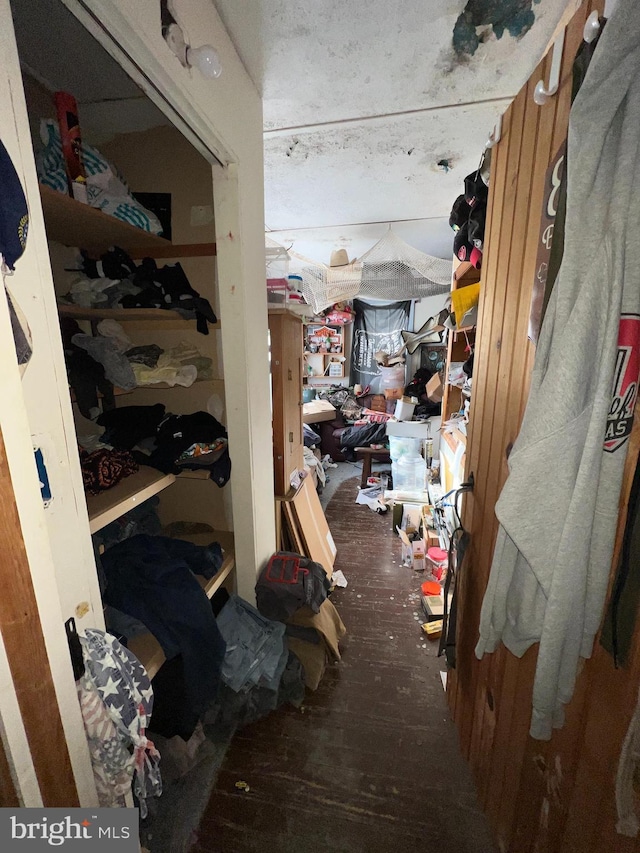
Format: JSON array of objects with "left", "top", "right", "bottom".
[{"left": 11, "top": 0, "right": 237, "bottom": 780}]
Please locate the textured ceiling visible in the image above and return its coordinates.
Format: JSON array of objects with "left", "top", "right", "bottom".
[
  {"left": 215, "top": 0, "right": 572, "bottom": 261},
  {"left": 11, "top": 0, "right": 574, "bottom": 265}
]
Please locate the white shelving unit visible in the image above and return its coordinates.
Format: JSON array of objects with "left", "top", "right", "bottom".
[{"left": 47, "top": 187, "right": 235, "bottom": 676}]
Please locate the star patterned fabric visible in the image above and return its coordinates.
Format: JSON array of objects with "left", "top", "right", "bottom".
[{"left": 79, "top": 629, "right": 162, "bottom": 817}]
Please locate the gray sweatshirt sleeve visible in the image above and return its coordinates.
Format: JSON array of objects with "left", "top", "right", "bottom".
[{"left": 475, "top": 0, "right": 640, "bottom": 741}]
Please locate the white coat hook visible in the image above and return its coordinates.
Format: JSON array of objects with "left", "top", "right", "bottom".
[
  {"left": 534, "top": 30, "right": 565, "bottom": 106},
  {"left": 485, "top": 114, "right": 502, "bottom": 149},
  {"left": 583, "top": 10, "right": 601, "bottom": 42}
]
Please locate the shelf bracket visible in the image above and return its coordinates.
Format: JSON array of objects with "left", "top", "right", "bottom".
[{"left": 534, "top": 30, "right": 565, "bottom": 106}]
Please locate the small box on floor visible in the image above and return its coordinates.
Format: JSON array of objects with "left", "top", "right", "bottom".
[
  {"left": 421, "top": 592, "right": 444, "bottom": 619},
  {"left": 391, "top": 501, "right": 429, "bottom": 535},
  {"left": 412, "top": 539, "right": 426, "bottom": 572},
  {"left": 397, "top": 527, "right": 413, "bottom": 566}
]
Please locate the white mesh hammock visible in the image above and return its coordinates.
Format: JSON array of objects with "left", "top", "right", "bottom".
[{"left": 287, "top": 230, "right": 452, "bottom": 314}]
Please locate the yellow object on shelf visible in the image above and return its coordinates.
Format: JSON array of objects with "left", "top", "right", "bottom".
[{"left": 451, "top": 283, "right": 480, "bottom": 328}]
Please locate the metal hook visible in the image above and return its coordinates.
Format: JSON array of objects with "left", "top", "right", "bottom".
[
  {"left": 485, "top": 114, "right": 502, "bottom": 149},
  {"left": 534, "top": 30, "right": 565, "bottom": 106},
  {"left": 583, "top": 10, "right": 600, "bottom": 43}
]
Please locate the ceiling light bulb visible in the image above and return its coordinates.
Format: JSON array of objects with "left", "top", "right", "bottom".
[{"left": 187, "top": 45, "right": 222, "bottom": 79}]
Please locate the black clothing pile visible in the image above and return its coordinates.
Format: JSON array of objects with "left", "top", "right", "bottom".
[
  {"left": 405, "top": 367, "right": 442, "bottom": 418},
  {"left": 96, "top": 404, "right": 231, "bottom": 487},
  {"left": 101, "top": 534, "right": 227, "bottom": 740},
  {"left": 79, "top": 246, "right": 217, "bottom": 334},
  {"left": 60, "top": 317, "right": 114, "bottom": 420},
  {"left": 303, "top": 423, "right": 321, "bottom": 447},
  {"left": 254, "top": 551, "right": 346, "bottom": 692},
  {"left": 339, "top": 421, "right": 387, "bottom": 460}
]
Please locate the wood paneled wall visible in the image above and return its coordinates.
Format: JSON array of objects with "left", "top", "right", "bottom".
[{"left": 445, "top": 3, "right": 640, "bottom": 851}]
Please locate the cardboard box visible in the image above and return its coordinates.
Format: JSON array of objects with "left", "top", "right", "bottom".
[
  {"left": 302, "top": 399, "right": 336, "bottom": 424},
  {"left": 370, "top": 395, "right": 387, "bottom": 413},
  {"left": 391, "top": 501, "right": 427, "bottom": 534},
  {"left": 426, "top": 373, "right": 444, "bottom": 403},
  {"left": 421, "top": 593, "right": 444, "bottom": 618},
  {"left": 412, "top": 539, "right": 426, "bottom": 573},
  {"left": 396, "top": 527, "right": 413, "bottom": 566}
]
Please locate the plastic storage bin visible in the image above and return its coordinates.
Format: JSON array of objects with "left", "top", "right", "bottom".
[
  {"left": 380, "top": 365, "right": 406, "bottom": 401},
  {"left": 266, "top": 244, "right": 290, "bottom": 303},
  {"left": 393, "top": 452, "right": 427, "bottom": 492},
  {"left": 389, "top": 436, "right": 422, "bottom": 488}
]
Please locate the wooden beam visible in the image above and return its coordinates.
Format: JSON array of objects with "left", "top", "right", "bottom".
[{"left": 0, "top": 429, "right": 79, "bottom": 807}]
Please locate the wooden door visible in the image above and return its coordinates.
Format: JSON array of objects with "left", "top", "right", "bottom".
[
  {"left": 444, "top": 4, "right": 640, "bottom": 853},
  {"left": 269, "top": 310, "right": 304, "bottom": 495}
]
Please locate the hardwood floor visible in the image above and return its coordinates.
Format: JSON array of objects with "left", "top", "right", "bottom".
[{"left": 193, "top": 476, "right": 495, "bottom": 853}]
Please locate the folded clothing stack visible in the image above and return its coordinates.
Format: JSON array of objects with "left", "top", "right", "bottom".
[
  {"left": 96, "top": 404, "right": 231, "bottom": 487},
  {"left": 59, "top": 246, "right": 217, "bottom": 334}
]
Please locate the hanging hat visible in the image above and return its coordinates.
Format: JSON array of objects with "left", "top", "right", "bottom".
[
  {"left": 453, "top": 221, "right": 474, "bottom": 262},
  {"left": 464, "top": 170, "right": 488, "bottom": 210},
  {"left": 468, "top": 203, "right": 486, "bottom": 249},
  {"left": 330, "top": 249, "right": 350, "bottom": 267},
  {"left": 0, "top": 139, "right": 29, "bottom": 271},
  {"left": 449, "top": 194, "right": 471, "bottom": 232}
]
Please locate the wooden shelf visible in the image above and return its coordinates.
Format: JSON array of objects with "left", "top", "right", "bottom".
[
  {"left": 453, "top": 260, "right": 481, "bottom": 285},
  {"left": 40, "top": 185, "right": 171, "bottom": 256},
  {"left": 40, "top": 186, "right": 216, "bottom": 258},
  {"left": 127, "top": 530, "right": 235, "bottom": 679},
  {"left": 87, "top": 467, "right": 219, "bottom": 533},
  {"left": 87, "top": 467, "right": 176, "bottom": 534},
  {"left": 442, "top": 428, "right": 467, "bottom": 452},
  {"left": 57, "top": 302, "right": 220, "bottom": 328},
  {"left": 127, "top": 632, "right": 166, "bottom": 681}
]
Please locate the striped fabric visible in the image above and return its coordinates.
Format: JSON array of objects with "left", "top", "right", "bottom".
[{"left": 36, "top": 120, "right": 162, "bottom": 234}]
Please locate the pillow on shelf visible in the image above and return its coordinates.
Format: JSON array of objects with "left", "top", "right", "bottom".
[{"left": 36, "top": 119, "right": 162, "bottom": 235}]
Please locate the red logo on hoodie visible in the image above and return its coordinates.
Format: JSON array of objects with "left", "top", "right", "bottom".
[{"left": 604, "top": 314, "right": 640, "bottom": 452}]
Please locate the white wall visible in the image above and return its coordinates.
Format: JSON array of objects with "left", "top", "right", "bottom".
[
  {"left": 65, "top": 0, "right": 276, "bottom": 600},
  {"left": 0, "top": 0, "right": 98, "bottom": 805},
  {"left": 0, "top": 0, "right": 273, "bottom": 802}
]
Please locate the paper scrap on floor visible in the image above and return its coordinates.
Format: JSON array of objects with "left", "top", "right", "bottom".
[{"left": 331, "top": 569, "right": 348, "bottom": 588}]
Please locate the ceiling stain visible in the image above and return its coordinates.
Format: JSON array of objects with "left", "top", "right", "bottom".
[{"left": 453, "top": 0, "right": 541, "bottom": 59}]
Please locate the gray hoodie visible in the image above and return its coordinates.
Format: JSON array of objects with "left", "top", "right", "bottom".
[{"left": 476, "top": 0, "right": 640, "bottom": 741}]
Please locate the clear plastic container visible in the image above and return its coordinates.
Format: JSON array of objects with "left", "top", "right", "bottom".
[
  {"left": 389, "top": 436, "right": 421, "bottom": 461},
  {"left": 266, "top": 245, "right": 290, "bottom": 303},
  {"left": 393, "top": 452, "right": 427, "bottom": 492},
  {"left": 379, "top": 365, "right": 406, "bottom": 400}
]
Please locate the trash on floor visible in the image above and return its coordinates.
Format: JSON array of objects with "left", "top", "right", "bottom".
[
  {"left": 331, "top": 569, "right": 348, "bottom": 588},
  {"left": 355, "top": 485, "right": 388, "bottom": 513},
  {"left": 422, "top": 620, "right": 443, "bottom": 639},
  {"left": 397, "top": 527, "right": 413, "bottom": 566},
  {"left": 421, "top": 580, "right": 441, "bottom": 597}
]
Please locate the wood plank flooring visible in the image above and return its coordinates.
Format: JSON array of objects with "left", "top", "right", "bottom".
[{"left": 193, "top": 476, "right": 496, "bottom": 853}]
